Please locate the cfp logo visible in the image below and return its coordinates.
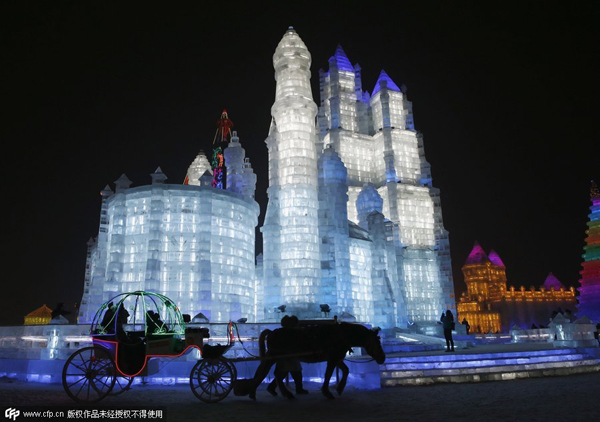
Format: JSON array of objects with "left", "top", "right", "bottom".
[{"left": 4, "top": 408, "right": 20, "bottom": 421}]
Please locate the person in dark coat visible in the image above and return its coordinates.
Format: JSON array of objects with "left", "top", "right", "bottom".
[
  {"left": 461, "top": 318, "right": 470, "bottom": 335},
  {"left": 117, "top": 305, "right": 130, "bottom": 325},
  {"left": 146, "top": 310, "right": 159, "bottom": 335},
  {"left": 100, "top": 302, "right": 116, "bottom": 333},
  {"left": 441, "top": 310, "right": 455, "bottom": 352},
  {"left": 267, "top": 315, "right": 308, "bottom": 396},
  {"left": 115, "top": 303, "right": 130, "bottom": 341}
]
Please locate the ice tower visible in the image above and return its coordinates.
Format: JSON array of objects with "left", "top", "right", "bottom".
[
  {"left": 317, "top": 44, "right": 454, "bottom": 324},
  {"left": 79, "top": 129, "right": 259, "bottom": 323},
  {"left": 578, "top": 181, "right": 600, "bottom": 322},
  {"left": 261, "top": 27, "right": 323, "bottom": 318},
  {"left": 260, "top": 29, "right": 452, "bottom": 328}
]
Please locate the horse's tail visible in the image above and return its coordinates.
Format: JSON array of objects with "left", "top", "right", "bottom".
[{"left": 259, "top": 329, "right": 272, "bottom": 357}]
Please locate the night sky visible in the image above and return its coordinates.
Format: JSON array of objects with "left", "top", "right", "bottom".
[{"left": 2, "top": 1, "right": 598, "bottom": 325}]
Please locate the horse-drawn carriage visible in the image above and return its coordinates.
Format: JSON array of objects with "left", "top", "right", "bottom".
[
  {"left": 63, "top": 291, "right": 386, "bottom": 404},
  {"left": 62, "top": 291, "right": 236, "bottom": 403}
]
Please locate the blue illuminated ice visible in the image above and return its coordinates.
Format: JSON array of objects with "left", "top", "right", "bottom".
[{"left": 80, "top": 28, "right": 455, "bottom": 330}]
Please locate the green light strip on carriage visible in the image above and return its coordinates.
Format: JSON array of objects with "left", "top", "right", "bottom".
[
  {"left": 91, "top": 291, "right": 186, "bottom": 336},
  {"left": 141, "top": 291, "right": 148, "bottom": 337}
]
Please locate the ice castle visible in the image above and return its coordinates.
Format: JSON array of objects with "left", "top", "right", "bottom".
[
  {"left": 78, "top": 134, "right": 261, "bottom": 324},
  {"left": 79, "top": 28, "right": 455, "bottom": 330}
]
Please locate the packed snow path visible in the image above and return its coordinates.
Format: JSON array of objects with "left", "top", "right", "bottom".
[{"left": 1, "top": 373, "right": 599, "bottom": 421}]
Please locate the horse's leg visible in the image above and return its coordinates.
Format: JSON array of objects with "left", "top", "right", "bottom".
[
  {"left": 250, "top": 359, "right": 276, "bottom": 401},
  {"left": 335, "top": 360, "right": 350, "bottom": 396},
  {"left": 321, "top": 360, "right": 336, "bottom": 399}
]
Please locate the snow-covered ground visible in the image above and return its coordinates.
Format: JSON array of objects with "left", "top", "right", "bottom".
[{"left": 1, "top": 373, "right": 599, "bottom": 422}]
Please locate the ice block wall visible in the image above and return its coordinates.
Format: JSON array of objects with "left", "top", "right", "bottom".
[{"left": 79, "top": 171, "right": 259, "bottom": 323}]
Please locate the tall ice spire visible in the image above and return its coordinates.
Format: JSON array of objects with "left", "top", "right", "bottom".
[
  {"left": 262, "top": 27, "right": 322, "bottom": 318},
  {"left": 578, "top": 180, "right": 600, "bottom": 322}
]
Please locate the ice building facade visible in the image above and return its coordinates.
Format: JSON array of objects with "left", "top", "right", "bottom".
[
  {"left": 261, "top": 28, "right": 455, "bottom": 328},
  {"left": 79, "top": 133, "right": 260, "bottom": 324}
]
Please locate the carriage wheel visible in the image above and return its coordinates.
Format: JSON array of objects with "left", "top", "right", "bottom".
[
  {"left": 110, "top": 376, "right": 134, "bottom": 395},
  {"left": 190, "top": 358, "right": 236, "bottom": 403},
  {"left": 62, "top": 346, "right": 116, "bottom": 403}
]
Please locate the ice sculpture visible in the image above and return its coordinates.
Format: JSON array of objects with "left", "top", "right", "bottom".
[
  {"left": 79, "top": 140, "right": 259, "bottom": 323},
  {"left": 224, "top": 131, "right": 257, "bottom": 199},
  {"left": 184, "top": 152, "right": 212, "bottom": 186},
  {"left": 578, "top": 181, "right": 600, "bottom": 322},
  {"left": 258, "top": 28, "right": 454, "bottom": 328},
  {"left": 316, "top": 41, "right": 452, "bottom": 323},
  {"left": 80, "top": 28, "right": 457, "bottom": 330},
  {"left": 356, "top": 184, "right": 383, "bottom": 228},
  {"left": 261, "top": 27, "right": 323, "bottom": 318}
]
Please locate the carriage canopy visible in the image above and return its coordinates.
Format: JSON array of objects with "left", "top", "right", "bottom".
[{"left": 91, "top": 291, "right": 185, "bottom": 337}]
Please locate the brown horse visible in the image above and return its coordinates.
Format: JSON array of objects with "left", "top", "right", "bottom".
[{"left": 249, "top": 323, "right": 385, "bottom": 400}]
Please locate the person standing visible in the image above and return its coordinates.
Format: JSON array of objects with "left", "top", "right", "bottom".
[
  {"left": 441, "top": 310, "right": 455, "bottom": 352},
  {"left": 266, "top": 315, "right": 309, "bottom": 396},
  {"left": 462, "top": 318, "right": 470, "bottom": 335}
]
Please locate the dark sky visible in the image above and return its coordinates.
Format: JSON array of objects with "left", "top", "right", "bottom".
[{"left": 1, "top": 1, "right": 599, "bottom": 325}]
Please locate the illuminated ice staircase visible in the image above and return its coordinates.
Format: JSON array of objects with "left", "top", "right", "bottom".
[
  {"left": 388, "top": 332, "right": 471, "bottom": 352},
  {"left": 381, "top": 345, "right": 600, "bottom": 386}
]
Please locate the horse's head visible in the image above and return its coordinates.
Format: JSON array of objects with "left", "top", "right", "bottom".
[{"left": 364, "top": 327, "right": 385, "bottom": 364}]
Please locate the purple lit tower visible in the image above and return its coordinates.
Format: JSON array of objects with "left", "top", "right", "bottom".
[
  {"left": 578, "top": 181, "right": 600, "bottom": 322},
  {"left": 488, "top": 249, "right": 505, "bottom": 267}
]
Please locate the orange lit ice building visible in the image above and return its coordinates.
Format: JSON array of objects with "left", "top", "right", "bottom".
[{"left": 457, "top": 242, "right": 576, "bottom": 333}]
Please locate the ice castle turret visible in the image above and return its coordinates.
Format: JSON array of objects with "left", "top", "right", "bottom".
[
  {"left": 317, "top": 145, "right": 350, "bottom": 316},
  {"left": 184, "top": 151, "right": 212, "bottom": 186},
  {"left": 224, "top": 131, "right": 256, "bottom": 199},
  {"left": 261, "top": 27, "right": 322, "bottom": 318},
  {"left": 78, "top": 185, "right": 113, "bottom": 322},
  {"left": 356, "top": 184, "right": 383, "bottom": 229}
]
